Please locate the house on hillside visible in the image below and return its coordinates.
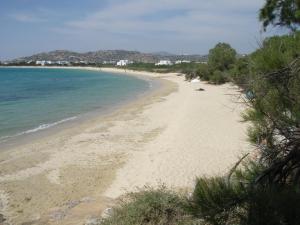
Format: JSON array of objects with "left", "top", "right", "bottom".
[
  {"left": 36, "top": 60, "right": 46, "bottom": 66},
  {"left": 155, "top": 60, "right": 173, "bottom": 66},
  {"left": 116, "top": 60, "right": 132, "bottom": 66},
  {"left": 36, "top": 60, "right": 53, "bottom": 66}
]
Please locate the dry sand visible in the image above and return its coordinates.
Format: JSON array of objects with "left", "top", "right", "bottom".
[{"left": 0, "top": 67, "right": 252, "bottom": 225}]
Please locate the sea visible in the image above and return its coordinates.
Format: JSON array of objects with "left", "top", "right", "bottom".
[{"left": 0, "top": 67, "right": 152, "bottom": 145}]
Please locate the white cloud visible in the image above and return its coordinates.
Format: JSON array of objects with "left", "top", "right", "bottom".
[
  {"left": 9, "top": 13, "right": 47, "bottom": 23},
  {"left": 64, "top": 0, "right": 265, "bottom": 43},
  {"left": 62, "top": 1, "right": 262, "bottom": 55},
  {"left": 6, "top": 0, "right": 268, "bottom": 55}
]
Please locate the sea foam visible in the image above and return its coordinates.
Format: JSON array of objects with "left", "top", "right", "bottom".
[{"left": 0, "top": 116, "right": 77, "bottom": 143}]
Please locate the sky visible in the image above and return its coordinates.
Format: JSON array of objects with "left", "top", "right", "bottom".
[{"left": 0, "top": 0, "right": 287, "bottom": 60}]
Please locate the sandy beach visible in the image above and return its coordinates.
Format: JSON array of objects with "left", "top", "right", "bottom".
[{"left": 0, "top": 68, "right": 252, "bottom": 225}]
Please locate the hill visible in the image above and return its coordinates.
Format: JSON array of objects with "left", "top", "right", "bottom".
[{"left": 12, "top": 50, "right": 207, "bottom": 63}]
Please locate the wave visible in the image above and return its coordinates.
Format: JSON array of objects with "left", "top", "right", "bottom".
[{"left": 0, "top": 116, "right": 77, "bottom": 144}]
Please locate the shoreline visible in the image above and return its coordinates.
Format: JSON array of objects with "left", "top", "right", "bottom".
[
  {"left": 0, "top": 65, "right": 161, "bottom": 77},
  {"left": 0, "top": 67, "right": 252, "bottom": 225},
  {"left": 0, "top": 68, "right": 179, "bottom": 225},
  {"left": 0, "top": 67, "right": 170, "bottom": 151}
]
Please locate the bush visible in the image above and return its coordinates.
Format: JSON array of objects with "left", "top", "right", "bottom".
[
  {"left": 101, "top": 187, "right": 198, "bottom": 225},
  {"left": 196, "top": 64, "right": 210, "bottom": 81},
  {"left": 190, "top": 176, "right": 248, "bottom": 225},
  {"left": 229, "top": 57, "right": 250, "bottom": 87},
  {"left": 250, "top": 32, "right": 300, "bottom": 74},
  {"left": 209, "top": 70, "right": 227, "bottom": 84},
  {"left": 243, "top": 34, "right": 300, "bottom": 186},
  {"left": 184, "top": 69, "right": 199, "bottom": 81},
  {"left": 208, "top": 43, "right": 237, "bottom": 72},
  {"left": 190, "top": 162, "right": 300, "bottom": 225},
  {"left": 246, "top": 187, "right": 300, "bottom": 225}
]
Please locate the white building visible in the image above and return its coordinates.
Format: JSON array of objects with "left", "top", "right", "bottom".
[
  {"left": 175, "top": 60, "right": 191, "bottom": 64},
  {"left": 36, "top": 60, "right": 46, "bottom": 66},
  {"left": 36, "top": 60, "right": 53, "bottom": 66},
  {"left": 116, "top": 60, "right": 130, "bottom": 66},
  {"left": 155, "top": 60, "right": 173, "bottom": 66},
  {"left": 56, "top": 61, "right": 70, "bottom": 65}
]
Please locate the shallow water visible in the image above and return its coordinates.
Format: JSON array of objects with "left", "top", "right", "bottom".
[{"left": 0, "top": 67, "right": 150, "bottom": 143}]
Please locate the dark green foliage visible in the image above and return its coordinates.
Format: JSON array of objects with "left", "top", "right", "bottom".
[
  {"left": 259, "top": 0, "right": 300, "bottom": 30},
  {"left": 244, "top": 60, "right": 300, "bottom": 185},
  {"left": 229, "top": 57, "right": 250, "bottom": 87},
  {"left": 243, "top": 33, "right": 300, "bottom": 185},
  {"left": 190, "top": 176, "right": 247, "bottom": 225},
  {"left": 208, "top": 43, "right": 237, "bottom": 72},
  {"left": 194, "top": 42, "right": 238, "bottom": 85},
  {"left": 189, "top": 161, "right": 260, "bottom": 225},
  {"left": 196, "top": 64, "right": 210, "bottom": 81},
  {"left": 246, "top": 187, "right": 300, "bottom": 225},
  {"left": 250, "top": 32, "right": 300, "bottom": 74},
  {"left": 101, "top": 187, "right": 197, "bottom": 225},
  {"left": 209, "top": 70, "right": 227, "bottom": 84},
  {"left": 190, "top": 162, "right": 300, "bottom": 225},
  {"left": 124, "top": 62, "right": 157, "bottom": 72}
]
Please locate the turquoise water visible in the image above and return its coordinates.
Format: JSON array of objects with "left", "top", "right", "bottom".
[{"left": 0, "top": 68, "right": 150, "bottom": 143}]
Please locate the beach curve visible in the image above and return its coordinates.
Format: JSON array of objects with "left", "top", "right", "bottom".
[{"left": 0, "top": 67, "right": 252, "bottom": 225}]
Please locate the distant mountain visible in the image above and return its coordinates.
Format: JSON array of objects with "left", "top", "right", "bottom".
[
  {"left": 13, "top": 50, "right": 207, "bottom": 63},
  {"left": 151, "top": 51, "right": 174, "bottom": 56}
]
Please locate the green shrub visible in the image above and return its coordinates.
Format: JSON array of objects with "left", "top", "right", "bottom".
[
  {"left": 209, "top": 70, "right": 227, "bottom": 84},
  {"left": 244, "top": 34, "right": 300, "bottom": 185},
  {"left": 196, "top": 64, "right": 210, "bottom": 81},
  {"left": 190, "top": 162, "right": 300, "bottom": 225},
  {"left": 229, "top": 57, "right": 250, "bottom": 87},
  {"left": 208, "top": 43, "right": 237, "bottom": 72},
  {"left": 190, "top": 176, "right": 248, "bottom": 225},
  {"left": 250, "top": 32, "right": 300, "bottom": 74},
  {"left": 101, "top": 187, "right": 198, "bottom": 225},
  {"left": 246, "top": 187, "right": 300, "bottom": 225}
]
